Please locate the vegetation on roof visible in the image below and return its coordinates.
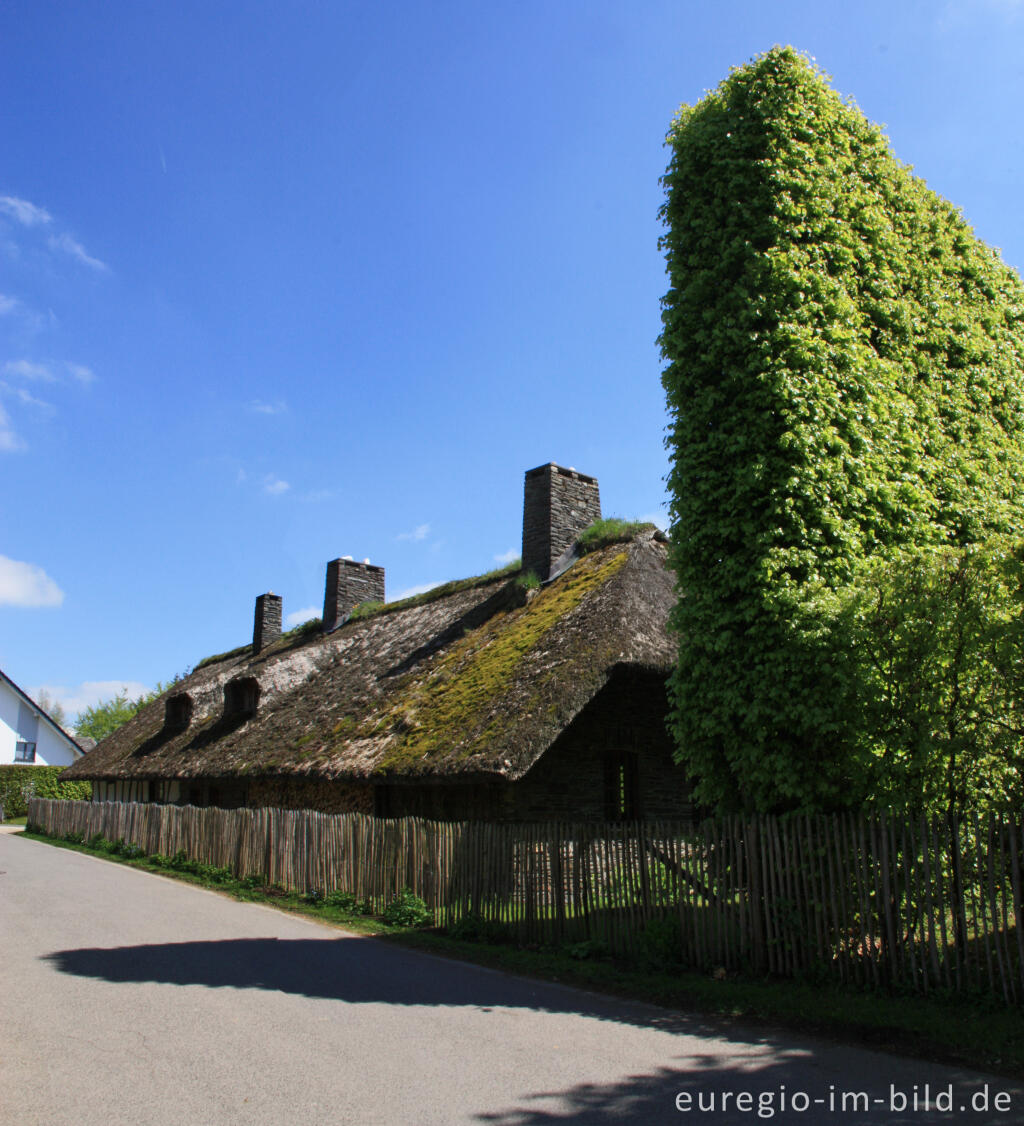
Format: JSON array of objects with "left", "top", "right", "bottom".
[
  {"left": 577, "top": 518, "right": 658, "bottom": 554},
  {"left": 193, "top": 564, "right": 522, "bottom": 671},
  {"left": 370, "top": 547, "right": 630, "bottom": 772}
]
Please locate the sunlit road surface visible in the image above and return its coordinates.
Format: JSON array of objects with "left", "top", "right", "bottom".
[{"left": 1, "top": 828, "right": 1020, "bottom": 1125}]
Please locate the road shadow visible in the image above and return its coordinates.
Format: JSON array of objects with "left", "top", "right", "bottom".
[
  {"left": 42, "top": 936, "right": 1023, "bottom": 1124},
  {"left": 45, "top": 934, "right": 729, "bottom": 1036}
]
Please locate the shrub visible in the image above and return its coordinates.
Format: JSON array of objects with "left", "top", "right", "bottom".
[
  {"left": 381, "top": 888, "right": 432, "bottom": 928},
  {"left": 447, "top": 912, "right": 512, "bottom": 944},
  {"left": 0, "top": 765, "right": 91, "bottom": 819},
  {"left": 325, "top": 889, "right": 359, "bottom": 911}
]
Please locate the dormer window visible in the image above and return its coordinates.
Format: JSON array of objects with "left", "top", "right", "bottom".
[
  {"left": 224, "top": 677, "right": 260, "bottom": 718},
  {"left": 164, "top": 694, "right": 194, "bottom": 732}
]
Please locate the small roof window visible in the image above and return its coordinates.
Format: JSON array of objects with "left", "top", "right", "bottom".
[
  {"left": 164, "top": 694, "right": 194, "bottom": 732},
  {"left": 224, "top": 677, "right": 260, "bottom": 718}
]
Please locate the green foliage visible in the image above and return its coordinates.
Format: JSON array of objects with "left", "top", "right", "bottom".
[
  {"left": 0, "top": 765, "right": 91, "bottom": 819},
  {"left": 577, "top": 517, "right": 655, "bottom": 553},
  {"left": 447, "top": 912, "right": 513, "bottom": 944},
  {"left": 348, "top": 601, "right": 386, "bottom": 621},
  {"left": 515, "top": 570, "right": 541, "bottom": 590},
  {"left": 817, "top": 540, "right": 1024, "bottom": 814},
  {"left": 148, "top": 848, "right": 233, "bottom": 882},
  {"left": 381, "top": 888, "right": 433, "bottom": 927},
  {"left": 660, "top": 47, "right": 1024, "bottom": 813},
  {"left": 74, "top": 681, "right": 174, "bottom": 742}
]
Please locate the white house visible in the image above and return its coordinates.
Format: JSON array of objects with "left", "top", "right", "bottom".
[{"left": 0, "top": 668, "right": 84, "bottom": 767}]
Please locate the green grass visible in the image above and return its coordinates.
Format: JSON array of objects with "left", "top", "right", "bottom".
[
  {"left": 19, "top": 826, "right": 1024, "bottom": 1077},
  {"left": 2, "top": 815, "right": 27, "bottom": 826},
  {"left": 577, "top": 517, "right": 657, "bottom": 553}
]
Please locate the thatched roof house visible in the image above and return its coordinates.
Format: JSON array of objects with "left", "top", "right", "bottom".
[{"left": 64, "top": 464, "right": 692, "bottom": 822}]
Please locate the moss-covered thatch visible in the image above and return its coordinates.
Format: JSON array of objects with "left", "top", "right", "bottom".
[{"left": 63, "top": 531, "right": 674, "bottom": 787}]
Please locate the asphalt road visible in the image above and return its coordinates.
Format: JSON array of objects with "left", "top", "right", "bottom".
[{"left": 1, "top": 828, "right": 1021, "bottom": 1126}]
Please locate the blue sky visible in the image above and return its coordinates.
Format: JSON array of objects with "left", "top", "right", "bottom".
[{"left": 2, "top": 0, "right": 1023, "bottom": 723}]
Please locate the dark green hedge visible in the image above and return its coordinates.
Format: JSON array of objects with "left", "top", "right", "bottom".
[
  {"left": 0, "top": 765, "right": 91, "bottom": 819},
  {"left": 659, "top": 47, "right": 1024, "bottom": 813}
]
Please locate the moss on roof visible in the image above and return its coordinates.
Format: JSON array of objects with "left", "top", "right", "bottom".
[
  {"left": 370, "top": 548, "right": 629, "bottom": 772},
  {"left": 63, "top": 533, "right": 675, "bottom": 785}
]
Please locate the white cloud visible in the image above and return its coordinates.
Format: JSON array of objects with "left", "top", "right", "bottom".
[
  {"left": 0, "top": 195, "right": 52, "bottom": 227},
  {"left": 0, "top": 555, "right": 64, "bottom": 607},
  {"left": 0, "top": 293, "right": 21, "bottom": 315},
  {"left": 0, "top": 381, "right": 53, "bottom": 413},
  {"left": 493, "top": 548, "right": 519, "bottom": 565},
  {"left": 248, "top": 399, "right": 287, "bottom": 415},
  {"left": 4, "top": 359, "right": 56, "bottom": 381},
  {"left": 392, "top": 581, "right": 443, "bottom": 601},
  {"left": 285, "top": 606, "right": 320, "bottom": 628},
  {"left": 47, "top": 232, "right": 107, "bottom": 272},
  {"left": 0, "top": 403, "right": 25, "bottom": 452},
  {"left": 66, "top": 362, "right": 96, "bottom": 385},
  {"left": 262, "top": 475, "right": 290, "bottom": 496},
  {"left": 30, "top": 680, "right": 150, "bottom": 727},
  {"left": 397, "top": 523, "right": 431, "bottom": 542}
]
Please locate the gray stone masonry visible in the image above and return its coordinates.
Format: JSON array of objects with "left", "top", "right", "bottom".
[
  {"left": 322, "top": 558, "right": 386, "bottom": 631},
  {"left": 522, "top": 462, "right": 601, "bottom": 581},
  {"left": 252, "top": 593, "right": 283, "bottom": 654}
]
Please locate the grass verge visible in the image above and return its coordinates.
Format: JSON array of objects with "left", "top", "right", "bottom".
[{"left": 18, "top": 828, "right": 1024, "bottom": 1077}]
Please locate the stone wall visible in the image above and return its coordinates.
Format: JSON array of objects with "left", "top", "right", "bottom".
[
  {"left": 521, "top": 463, "right": 602, "bottom": 581},
  {"left": 253, "top": 593, "right": 283, "bottom": 654},
  {"left": 322, "top": 559, "right": 386, "bottom": 631}
]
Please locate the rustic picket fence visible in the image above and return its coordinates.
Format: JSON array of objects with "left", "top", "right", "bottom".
[{"left": 27, "top": 798, "right": 1024, "bottom": 1006}]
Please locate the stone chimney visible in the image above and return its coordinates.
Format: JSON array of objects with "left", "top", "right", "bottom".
[
  {"left": 521, "top": 463, "right": 601, "bottom": 582},
  {"left": 253, "top": 592, "right": 283, "bottom": 654},
  {"left": 322, "top": 558, "right": 385, "bottom": 632}
]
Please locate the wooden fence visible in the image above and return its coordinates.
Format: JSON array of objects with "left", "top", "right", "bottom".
[{"left": 26, "top": 798, "right": 1024, "bottom": 1005}]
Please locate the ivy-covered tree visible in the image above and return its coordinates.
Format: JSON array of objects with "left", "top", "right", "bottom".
[{"left": 659, "top": 47, "right": 1024, "bottom": 813}]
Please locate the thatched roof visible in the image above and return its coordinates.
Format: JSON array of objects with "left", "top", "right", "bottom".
[{"left": 64, "top": 530, "right": 675, "bottom": 786}]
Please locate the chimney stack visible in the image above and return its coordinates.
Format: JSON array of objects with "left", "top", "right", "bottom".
[
  {"left": 253, "top": 593, "right": 283, "bottom": 654},
  {"left": 521, "top": 463, "right": 601, "bottom": 582},
  {"left": 322, "top": 558, "right": 385, "bottom": 632}
]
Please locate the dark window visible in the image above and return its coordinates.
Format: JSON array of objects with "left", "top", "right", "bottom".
[
  {"left": 14, "top": 740, "right": 36, "bottom": 763},
  {"left": 224, "top": 677, "right": 260, "bottom": 718},
  {"left": 164, "top": 693, "right": 194, "bottom": 731},
  {"left": 604, "top": 752, "right": 639, "bottom": 821}
]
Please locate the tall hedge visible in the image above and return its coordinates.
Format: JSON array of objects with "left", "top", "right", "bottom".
[
  {"left": 0, "top": 765, "right": 91, "bottom": 819},
  {"left": 659, "top": 47, "right": 1024, "bottom": 812}
]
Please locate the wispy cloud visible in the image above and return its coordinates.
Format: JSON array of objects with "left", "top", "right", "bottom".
[
  {"left": 285, "top": 606, "right": 320, "bottom": 628},
  {"left": 4, "top": 359, "right": 56, "bottom": 382},
  {"left": 0, "top": 555, "right": 64, "bottom": 606},
  {"left": 0, "top": 403, "right": 25, "bottom": 452},
  {"left": 47, "top": 232, "right": 107, "bottom": 272},
  {"left": 493, "top": 548, "right": 519, "bottom": 565},
  {"left": 30, "top": 680, "right": 150, "bottom": 726},
  {"left": 248, "top": 398, "right": 287, "bottom": 415},
  {"left": 397, "top": 523, "right": 431, "bottom": 542},
  {"left": 392, "top": 581, "right": 443, "bottom": 601},
  {"left": 0, "top": 195, "right": 52, "bottom": 227},
  {"left": 0, "top": 293, "right": 21, "bottom": 315},
  {"left": 0, "top": 382, "right": 53, "bottom": 413},
  {"left": 66, "top": 362, "right": 96, "bottom": 385},
  {"left": 262, "top": 474, "right": 290, "bottom": 496}
]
